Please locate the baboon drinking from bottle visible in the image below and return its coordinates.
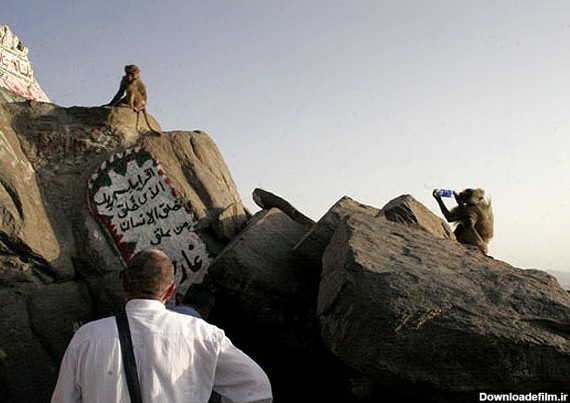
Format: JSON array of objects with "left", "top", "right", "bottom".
[{"left": 433, "top": 188, "right": 494, "bottom": 254}]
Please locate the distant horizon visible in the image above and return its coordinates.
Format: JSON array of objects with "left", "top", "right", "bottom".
[{"left": 3, "top": 1, "right": 569, "bottom": 274}]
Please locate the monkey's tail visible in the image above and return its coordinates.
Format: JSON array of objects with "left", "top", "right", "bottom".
[{"left": 138, "top": 109, "right": 162, "bottom": 136}]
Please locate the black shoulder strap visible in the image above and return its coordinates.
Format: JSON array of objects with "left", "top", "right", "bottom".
[{"left": 116, "top": 311, "right": 143, "bottom": 403}]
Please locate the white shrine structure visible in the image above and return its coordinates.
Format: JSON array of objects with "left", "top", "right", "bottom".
[{"left": 0, "top": 25, "right": 49, "bottom": 102}]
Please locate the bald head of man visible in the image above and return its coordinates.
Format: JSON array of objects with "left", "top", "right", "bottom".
[{"left": 121, "top": 249, "right": 175, "bottom": 303}]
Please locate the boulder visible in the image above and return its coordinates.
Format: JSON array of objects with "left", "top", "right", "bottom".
[
  {"left": 0, "top": 289, "right": 56, "bottom": 403},
  {"left": 252, "top": 187, "right": 315, "bottom": 228},
  {"left": 0, "top": 103, "right": 67, "bottom": 280},
  {"left": 28, "top": 282, "right": 97, "bottom": 361},
  {"left": 382, "top": 194, "right": 455, "bottom": 240},
  {"left": 207, "top": 208, "right": 313, "bottom": 337},
  {"left": 207, "top": 208, "right": 348, "bottom": 402},
  {"left": 151, "top": 130, "right": 248, "bottom": 241},
  {"left": 319, "top": 211, "right": 570, "bottom": 399},
  {"left": 294, "top": 196, "right": 381, "bottom": 269}
]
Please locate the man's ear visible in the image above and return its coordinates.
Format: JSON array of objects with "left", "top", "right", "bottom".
[{"left": 161, "top": 283, "right": 176, "bottom": 303}]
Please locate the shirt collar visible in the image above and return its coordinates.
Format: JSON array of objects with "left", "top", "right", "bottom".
[{"left": 125, "top": 298, "right": 167, "bottom": 312}]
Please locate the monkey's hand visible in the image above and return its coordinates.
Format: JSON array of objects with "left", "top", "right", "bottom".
[
  {"left": 132, "top": 100, "right": 146, "bottom": 113},
  {"left": 432, "top": 189, "right": 441, "bottom": 200}
]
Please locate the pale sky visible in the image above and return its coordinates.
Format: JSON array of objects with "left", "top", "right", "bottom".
[{"left": 4, "top": 1, "right": 570, "bottom": 274}]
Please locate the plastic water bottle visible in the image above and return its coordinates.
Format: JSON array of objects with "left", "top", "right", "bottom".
[{"left": 435, "top": 189, "right": 453, "bottom": 198}]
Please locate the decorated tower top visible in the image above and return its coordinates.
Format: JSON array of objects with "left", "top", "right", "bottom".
[{"left": 0, "top": 25, "right": 50, "bottom": 102}]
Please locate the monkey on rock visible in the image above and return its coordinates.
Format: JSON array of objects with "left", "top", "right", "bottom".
[
  {"left": 107, "top": 64, "right": 162, "bottom": 136},
  {"left": 433, "top": 188, "right": 494, "bottom": 254}
]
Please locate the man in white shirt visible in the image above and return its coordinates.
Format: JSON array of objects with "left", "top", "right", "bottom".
[{"left": 51, "top": 249, "right": 273, "bottom": 403}]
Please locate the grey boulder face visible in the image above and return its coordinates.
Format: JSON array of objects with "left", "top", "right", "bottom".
[
  {"left": 206, "top": 207, "right": 347, "bottom": 402},
  {"left": 318, "top": 211, "right": 570, "bottom": 397},
  {"left": 382, "top": 193, "right": 456, "bottom": 241},
  {"left": 294, "top": 195, "right": 382, "bottom": 270}
]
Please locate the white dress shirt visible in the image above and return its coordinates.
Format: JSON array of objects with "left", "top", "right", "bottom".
[{"left": 51, "top": 299, "right": 272, "bottom": 403}]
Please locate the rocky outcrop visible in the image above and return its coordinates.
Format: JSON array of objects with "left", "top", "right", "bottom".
[
  {"left": 0, "top": 86, "right": 249, "bottom": 402},
  {"left": 319, "top": 211, "right": 570, "bottom": 399},
  {"left": 0, "top": 103, "right": 65, "bottom": 280},
  {"left": 206, "top": 193, "right": 570, "bottom": 401}
]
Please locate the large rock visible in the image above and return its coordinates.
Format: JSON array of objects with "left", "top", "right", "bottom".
[
  {"left": 319, "top": 211, "right": 570, "bottom": 400},
  {"left": 207, "top": 208, "right": 348, "bottom": 402},
  {"left": 294, "top": 196, "right": 381, "bottom": 270},
  {"left": 0, "top": 282, "right": 93, "bottom": 403},
  {"left": 0, "top": 289, "right": 55, "bottom": 403},
  {"left": 252, "top": 187, "right": 315, "bottom": 228},
  {"left": 0, "top": 104, "right": 66, "bottom": 279},
  {"left": 3, "top": 97, "right": 248, "bottom": 290},
  {"left": 382, "top": 194, "right": 455, "bottom": 241},
  {"left": 150, "top": 130, "right": 248, "bottom": 241},
  {"left": 28, "top": 282, "right": 96, "bottom": 361},
  {"left": 207, "top": 208, "right": 313, "bottom": 340},
  {"left": 0, "top": 86, "right": 250, "bottom": 401}
]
